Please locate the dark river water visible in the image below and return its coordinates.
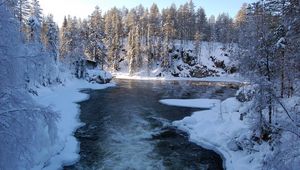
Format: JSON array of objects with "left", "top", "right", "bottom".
[{"left": 64, "top": 79, "right": 238, "bottom": 170}]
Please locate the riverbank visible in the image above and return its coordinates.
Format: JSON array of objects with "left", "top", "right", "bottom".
[
  {"left": 114, "top": 72, "right": 245, "bottom": 84},
  {"left": 160, "top": 98, "right": 265, "bottom": 170},
  {"left": 32, "top": 79, "right": 115, "bottom": 170}
]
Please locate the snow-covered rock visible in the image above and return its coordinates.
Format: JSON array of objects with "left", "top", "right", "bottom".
[
  {"left": 116, "top": 41, "right": 238, "bottom": 79},
  {"left": 86, "top": 69, "right": 113, "bottom": 84}
]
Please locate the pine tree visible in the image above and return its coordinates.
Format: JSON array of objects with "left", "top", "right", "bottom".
[
  {"left": 41, "top": 17, "right": 48, "bottom": 46},
  {"left": 27, "top": 0, "right": 42, "bottom": 42},
  {"left": 104, "top": 7, "right": 122, "bottom": 71},
  {"left": 161, "top": 7, "right": 176, "bottom": 70},
  {"left": 127, "top": 27, "right": 136, "bottom": 75},
  {"left": 45, "top": 14, "right": 59, "bottom": 62},
  {"left": 59, "top": 16, "right": 69, "bottom": 60},
  {"left": 15, "top": 0, "right": 30, "bottom": 31},
  {"left": 187, "top": 0, "right": 196, "bottom": 40},
  {"left": 235, "top": 3, "right": 248, "bottom": 28},
  {"left": 195, "top": 7, "right": 208, "bottom": 40},
  {"left": 86, "top": 6, "right": 106, "bottom": 69},
  {"left": 147, "top": 4, "right": 162, "bottom": 64},
  {"left": 215, "top": 13, "right": 234, "bottom": 44},
  {"left": 177, "top": 4, "right": 188, "bottom": 43},
  {"left": 148, "top": 3, "right": 160, "bottom": 38}
]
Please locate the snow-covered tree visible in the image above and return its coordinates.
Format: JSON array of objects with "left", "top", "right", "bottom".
[
  {"left": 104, "top": 7, "right": 122, "bottom": 71},
  {"left": 127, "top": 26, "right": 136, "bottom": 75},
  {"left": 14, "top": 0, "right": 30, "bottom": 32},
  {"left": 0, "top": 4, "right": 59, "bottom": 170},
  {"left": 195, "top": 7, "right": 208, "bottom": 40},
  {"left": 27, "top": 0, "right": 42, "bottom": 42},
  {"left": 85, "top": 6, "right": 106, "bottom": 69},
  {"left": 215, "top": 13, "right": 234, "bottom": 44},
  {"left": 44, "top": 14, "right": 59, "bottom": 62},
  {"left": 161, "top": 6, "right": 176, "bottom": 71}
]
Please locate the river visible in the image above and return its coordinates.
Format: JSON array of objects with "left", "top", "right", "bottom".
[{"left": 64, "top": 79, "right": 238, "bottom": 170}]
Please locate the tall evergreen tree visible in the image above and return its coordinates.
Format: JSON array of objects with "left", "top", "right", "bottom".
[
  {"left": 104, "top": 7, "right": 122, "bottom": 71},
  {"left": 15, "top": 0, "right": 30, "bottom": 32},
  {"left": 161, "top": 7, "right": 176, "bottom": 71},
  {"left": 27, "top": 0, "right": 42, "bottom": 41},
  {"left": 195, "top": 7, "right": 208, "bottom": 40},
  {"left": 45, "top": 14, "right": 59, "bottom": 62},
  {"left": 85, "top": 6, "right": 106, "bottom": 69}
]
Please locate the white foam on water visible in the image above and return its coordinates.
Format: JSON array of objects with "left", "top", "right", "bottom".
[{"left": 97, "top": 114, "right": 165, "bottom": 170}]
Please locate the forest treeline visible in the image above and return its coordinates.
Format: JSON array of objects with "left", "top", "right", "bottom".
[{"left": 8, "top": 0, "right": 239, "bottom": 75}]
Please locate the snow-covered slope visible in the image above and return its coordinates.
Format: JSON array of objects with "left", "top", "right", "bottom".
[{"left": 116, "top": 41, "right": 237, "bottom": 79}]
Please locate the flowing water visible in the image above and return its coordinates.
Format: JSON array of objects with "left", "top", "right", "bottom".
[{"left": 64, "top": 79, "right": 238, "bottom": 170}]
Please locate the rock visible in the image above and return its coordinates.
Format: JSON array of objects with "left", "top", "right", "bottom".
[
  {"left": 152, "top": 130, "right": 179, "bottom": 140},
  {"left": 182, "top": 52, "right": 197, "bottom": 66},
  {"left": 225, "top": 66, "right": 238, "bottom": 74},
  {"left": 190, "top": 66, "right": 217, "bottom": 78},
  {"left": 86, "top": 69, "right": 112, "bottom": 84},
  {"left": 214, "top": 60, "right": 226, "bottom": 69}
]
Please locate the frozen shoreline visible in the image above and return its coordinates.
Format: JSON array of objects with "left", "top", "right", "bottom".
[
  {"left": 114, "top": 73, "right": 246, "bottom": 85},
  {"left": 32, "top": 79, "right": 115, "bottom": 170},
  {"left": 160, "top": 98, "right": 263, "bottom": 170}
]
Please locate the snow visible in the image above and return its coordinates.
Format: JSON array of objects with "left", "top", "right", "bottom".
[
  {"left": 117, "top": 41, "right": 238, "bottom": 79},
  {"left": 160, "top": 99, "right": 219, "bottom": 109},
  {"left": 114, "top": 72, "right": 245, "bottom": 84},
  {"left": 86, "top": 69, "right": 112, "bottom": 80},
  {"left": 31, "top": 79, "right": 115, "bottom": 170},
  {"left": 159, "top": 98, "right": 264, "bottom": 170}
]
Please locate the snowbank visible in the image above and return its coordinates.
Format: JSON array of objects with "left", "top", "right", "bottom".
[
  {"left": 114, "top": 72, "right": 244, "bottom": 84},
  {"left": 32, "top": 79, "right": 115, "bottom": 170},
  {"left": 160, "top": 98, "right": 264, "bottom": 170}
]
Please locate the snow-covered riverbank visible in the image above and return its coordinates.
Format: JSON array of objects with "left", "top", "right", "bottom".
[
  {"left": 114, "top": 73, "right": 245, "bottom": 84},
  {"left": 32, "top": 79, "right": 115, "bottom": 170},
  {"left": 160, "top": 98, "right": 265, "bottom": 170}
]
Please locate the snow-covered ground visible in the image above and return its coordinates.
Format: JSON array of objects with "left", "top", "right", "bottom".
[
  {"left": 160, "top": 98, "right": 266, "bottom": 170},
  {"left": 117, "top": 41, "right": 238, "bottom": 79},
  {"left": 114, "top": 72, "right": 245, "bottom": 84},
  {"left": 31, "top": 79, "right": 115, "bottom": 170}
]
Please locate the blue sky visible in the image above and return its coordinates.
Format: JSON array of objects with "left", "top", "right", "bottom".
[{"left": 40, "top": 0, "right": 257, "bottom": 24}]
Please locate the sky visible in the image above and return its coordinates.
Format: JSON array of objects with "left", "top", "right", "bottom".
[{"left": 40, "top": 0, "right": 257, "bottom": 25}]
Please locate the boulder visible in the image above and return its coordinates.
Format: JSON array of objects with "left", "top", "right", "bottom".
[
  {"left": 190, "top": 66, "right": 217, "bottom": 78},
  {"left": 86, "top": 69, "right": 112, "bottom": 84}
]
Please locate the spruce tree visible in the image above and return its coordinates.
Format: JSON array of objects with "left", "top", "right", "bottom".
[
  {"left": 86, "top": 6, "right": 106, "bottom": 69},
  {"left": 27, "top": 0, "right": 42, "bottom": 42}
]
